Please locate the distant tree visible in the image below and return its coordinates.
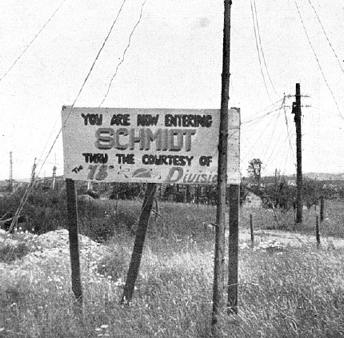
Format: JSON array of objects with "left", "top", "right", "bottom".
[
  {"left": 247, "top": 158, "right": 263, "bottom": 190},
  {"left": 302, "top": 178, "right": 323, "bottom": 209},
  {"left": 264, "top": 177, "right": 295, "bottom": 210}
]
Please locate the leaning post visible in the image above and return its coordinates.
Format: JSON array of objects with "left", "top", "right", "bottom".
[
  {"left": 66, "top": 178, "right": 83, "bottom": 309},
  {"left": 121, "top": 183, "right": 157, "bottom": 304}
]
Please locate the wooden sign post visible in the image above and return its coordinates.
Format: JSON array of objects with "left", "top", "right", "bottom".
[
  {"left": 121, "top": 183, "right": 157, "bottom": 304},
  {"left": 228, "top": 184, "right": 239, "bottom": 314},
  {"left": 66, "top": 178, "right": 82, "bottom": 309}
]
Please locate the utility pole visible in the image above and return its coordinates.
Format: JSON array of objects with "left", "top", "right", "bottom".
[
  {"left": 8, "top": 158, "right": 37, "bottom": 233},
  {"left": 9, "top": 151, "right": 13, "bottom": 192},
  {"left": 212, "top": 0, "right": 232, "bottom": 332},
  {"left": 30, "top": 158, "right": 37, "bottom": 186},
  {"left": 292, "top": 83, "right": 302, "bottom": 224},
  {"left": 52, "top": 166, "right": 57, "bottom": 190}
]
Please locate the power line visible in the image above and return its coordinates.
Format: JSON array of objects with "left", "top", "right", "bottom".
[
  {"left": 0, "top": 0, "right": 67, "bottom": 83},
  {"left": 252, "top": 0, "right": 277, "bottom": 94},
  {"left": 100, "top": 0, "right": 147, "bottom": 106},
  {"left": 241, "top": 107, "right": 283, "bottom": 163},
  {"left": 8, "top": 0, "right": 130, "bottom": 232},
  {"left": 294, "top": 0, "right": 344, "bottom": 121},
  {"left": 243, "top": 97, "right": 284, "bottom": 118},
  {"left": 279, "top": 137, "right": 293, "bottom": 176},
  {"left": 265, "top": 131, "right": 290, "bottom": 172},
  {"left": 260, "top": 105, "right": 284, "bottom": 163},
  {"left": 249, "top": 0, "right": 271, "bottom": 100},
  {"left": 37, "top": 0, "right": 128, "bottom": 176},
  {"left": 241, "top": 97, "right": 284, "bottom": 126},
  {"left": 307, "top": 0, "right": 344, "bottom": 76},
  {"left": 282, "top": 94, "right": 295, "bottom": 154},
  {"left": 67, "top": 0, "right": 128, "bottom": 112},
  {"left": 241, "top": 105, "right": 283, "bottom": 126}
]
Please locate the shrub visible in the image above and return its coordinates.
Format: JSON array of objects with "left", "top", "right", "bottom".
[
  {"left": 96, "top": 246, "right": 129, "bottom": 281},
  {"left": 0, "top": 242, "right": 30, "bottom": 263}
]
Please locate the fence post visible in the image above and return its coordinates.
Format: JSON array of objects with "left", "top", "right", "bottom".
[
  {"left": 320, "top": 196, "right": 324, "bottom": 222},
  {"left": 316, "top": 215, "right": 320, "bottom": 248},
  {"left": 250, "top": 214, "right": 254, "bottom": 248},
  {"left": 66, "top": 178, "right": 83, "bottom": 310}
]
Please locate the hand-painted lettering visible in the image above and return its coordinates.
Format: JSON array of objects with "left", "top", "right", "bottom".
[
  {"left": 116, "top": 153, "right": 135, "bottom": 164},
  {"left": 165, "top": 114, "right": 212, "bottom": 128},
  {"left": 81, "top": 113, "right": 103, "bottom": 125},
  {"left": 94, "top": 128, "right": 196, "bottom": 152},
  {"left": 142, "top": 154, "right": 193, "bottom": 166},
  {"left": 164, "top": 167, "right": 217, "bottom": 184},
  {"left": 137, "top": 114, "right": 159, "bottom": 126},
  {"left": 87, "top": 164, "right": 108, "bottom": 180},
  {"left": 110, "top": 114, "right": 130, "bottom": 126},
  {"left": 199, "top": 156, "right": 212, "bottom": 166},
  {"left": 82, "top": 153, "right": 108, "bottom": 164}
]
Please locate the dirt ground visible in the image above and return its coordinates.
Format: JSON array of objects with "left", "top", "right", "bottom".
[{"left": 238, "top": 227, "right": 344, "bottom": 250}]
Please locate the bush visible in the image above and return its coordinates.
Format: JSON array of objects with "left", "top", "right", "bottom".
[
  {"left": 0, "top": 242, "right": 30, "bottom": 263},
  {"left": 0, "top": 187, "right": 67, "bottom": 234},
  {"left": 96, "top": 246, "right": 129, "bottom": 281}
]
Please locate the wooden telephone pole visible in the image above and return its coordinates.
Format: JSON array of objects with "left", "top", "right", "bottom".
[
  {"left": 212, "top": 0, "right": 232, "bottom": 330},
  {"left": 292, "top": 83, "right": 303, "bottom": 223},
  {"left": 9, "top": 151, "right": 13, "bottom": 192},
  {"left": 52, "top": 166, "right": 57, "bottom": 190}
]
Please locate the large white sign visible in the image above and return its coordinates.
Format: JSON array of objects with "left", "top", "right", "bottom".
[{"left": 61, "top": 107, "right": 240, "bottom": 184}]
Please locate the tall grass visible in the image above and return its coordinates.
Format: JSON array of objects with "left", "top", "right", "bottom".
[
  {"left": 1, "top": 235, "right": 344, "bottom": 337},
  {"left": 241, "top": 199, "right": 344, "bottom": 238},
  {"left": 1, "top": 199, "right": 344, "bottom": 336}
]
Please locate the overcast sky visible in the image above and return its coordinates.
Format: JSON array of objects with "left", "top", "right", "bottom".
[{"left": 0, "top": 0, "right": 343, "bottom": 180}]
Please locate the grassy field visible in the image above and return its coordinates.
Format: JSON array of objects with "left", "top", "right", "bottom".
[
  {"left": 241, "top": 199, "right": 344, "bottom": 238},
  {"left": 1, "top": 200, "right": 344, "bottom": 337}
]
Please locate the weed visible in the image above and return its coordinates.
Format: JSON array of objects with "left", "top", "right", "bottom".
[{"left": 1, "top": 200, "right": 344, "bottom": 336}]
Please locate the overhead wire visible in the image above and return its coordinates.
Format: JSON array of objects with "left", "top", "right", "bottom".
[
  {"left": 264, "top": 110, "right": 295, "bottom": 176},
  {"left": 99, "top": 0, "right": 147, "bottom": 106},
  {"left": 242, "top": 97, "right": 297, "bottom": 176},
  {"left": 37, "top": 0, "right": 128, "bottom": 176},
  {"left": 241, "top": 97, "right": 284, "bottom": 125},
  {"left": 9, "top": 0, "right": 130, "bottom": 230},
  {"left": 280, "top": 94, "right": 297, "bottom": 175},
  {"left": 260, "top": 105, "right": 284, "bottom": 164},
  {"left": 282, "top": 93, "right": 295, "bottom": 154},
  {"left": 241, "top": 112, "right": 278, "bottom": 156},
  {"left": 241, "top": 107, "right": 282, "bottom": 166},
  {"left": 307, "top": 0, "right": 344, "bottom": 76},
  {"left": 266, "top": 132, "right": 290, "bottom": 173},
  {"left": 252, "top": 0, "right": 277, "bottom": 94},
  {"left": 241, "top": 98, "right": 287, "bottom": 170},
  {"left": 37, "top": 114, "right": 61, "bottom": 167},
  {"left": 0, "top": 0, "right": 68, "bottom": 83},
  {"left": 294, "top": 0, "right": 344, "bottom": 121},
  {"left": 241, "top": 105, "right": 283, "bottom": 126},
  {"left": 279, "top": 137, "right": 293, "bottom": 176},
  {"left": 249, "top": 0, "right": 271, "bottom": 100}
]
